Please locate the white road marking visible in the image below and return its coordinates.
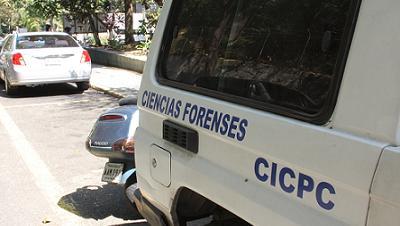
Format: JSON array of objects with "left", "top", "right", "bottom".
[
  {"left": 0, "top": 103, "right": 77, "bottom": 225},
  {"left": 4, "top": 99, "right": 90, "bottom": 109}
]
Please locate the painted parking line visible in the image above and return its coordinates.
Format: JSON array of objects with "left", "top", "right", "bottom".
[{"left": 0, "top": 102, "right": 77, "bottom": 225}]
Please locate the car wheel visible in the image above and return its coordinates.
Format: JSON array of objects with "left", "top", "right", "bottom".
[
  {"left": 0, "top": 71, "right": 4, "bottom": 84},
  {"left": 76, "top": 81, "right": 90, "bottom": 92},
  {"left": 5, "top": 77, "right": 17, "bottom": 96}
]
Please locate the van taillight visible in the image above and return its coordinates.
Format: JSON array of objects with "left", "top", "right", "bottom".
[
  {"left": 12, "top": 53, "right": 26, "bottom": 65},
  {"left": 81, "top": 50, "right": 91, "bottom": 63}
]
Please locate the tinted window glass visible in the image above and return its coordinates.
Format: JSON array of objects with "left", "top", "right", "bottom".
[
  {"left": 161, "top": 0, "right": 355, "bottom": 117},
  {"left": 16, "top": 35, "right": 79, "bottom": 49}
]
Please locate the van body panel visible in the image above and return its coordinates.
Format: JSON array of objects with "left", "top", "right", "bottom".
[
  {"left": 136, "top": 87, "right": 385, "bottom": 225},
  {"left": 367, "top": 146, "right": 400, "bottom": 226},
  {"left": 331, "top": 0, "right": 400, "bottom": 145},
  {"left": 135, "top": 0, "right": 396, "bottom": 225}
]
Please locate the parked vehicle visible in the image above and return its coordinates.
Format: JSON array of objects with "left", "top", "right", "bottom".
[
  {"left": 0, "top": 34, "right": 9, "bottom": 51},
  {"left": 0, "top": 32, "right": 91, "bottom": 95},
  {"left": 133, "top": 0, "right": 400, "bottom": 226},
  {"left": 86, "top": 96, "right": 138, "bottom": 188}
]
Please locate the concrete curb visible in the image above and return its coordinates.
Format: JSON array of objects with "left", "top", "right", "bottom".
[
  {"left": 86, "top": 47, "right": 146, "bottom": 74},
  {"left": 90, "top": 84, "right": 125, "bottom": 99}
]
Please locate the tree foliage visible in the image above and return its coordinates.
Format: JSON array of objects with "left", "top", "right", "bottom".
[
  {"left": 0, "top": 0, "right": 47, "bottom": 33},
  {"left": 1, "top": 0, "right": 164, "bottom": 48},
  {"left": 125, "top": 0, "right": 163, "bottom": 44},
  {"left": 26, "top": 0, "right": 63, "bottom": 19},
  {"left": 0, "top": 0, "right": 13, "bottom": 32},
  {"left": 59, "top": 0, "right": 105, "bottom": 45}
]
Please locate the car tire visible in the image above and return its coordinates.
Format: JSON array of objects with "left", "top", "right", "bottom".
[
  {"left": 5, "top": 77, "right": 17, "bottom": 96},
  {"left": 0, "top": 71, "right": 4, "bottom": 84},
  {"left": 76, "top": 81, "right": 90, "bottom": 92}
]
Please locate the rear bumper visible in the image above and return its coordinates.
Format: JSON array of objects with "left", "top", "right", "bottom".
[
  {"left": 10, "top": 78, "right": 90, "bottom": 86},
  {"left": 86, "top": 143, "right": 134, "bottom": 161},
  {"left": 132, "top": 188, "right": 168, "bottom": 226},
  {"left": 9, "top": 64, "right": 91, "bottom": 86}
]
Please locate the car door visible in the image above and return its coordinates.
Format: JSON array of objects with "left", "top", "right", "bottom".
[{"left": 0, "top": 36, "right": 8, "bottom": 80}]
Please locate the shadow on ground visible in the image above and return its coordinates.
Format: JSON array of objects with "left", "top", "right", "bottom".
[
  {"left": 0, "top": 82, "right": 120, "bottom": 111},
  {"left": 58, "top": 184, "right": 145, "bottom": 222},
  {"left": 0, "top": 82, "right": 84, "bottom": 98}
]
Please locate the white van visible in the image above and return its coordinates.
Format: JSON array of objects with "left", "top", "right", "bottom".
[{"left": 132, "top": 0, "right": 400, "bottom": 225}]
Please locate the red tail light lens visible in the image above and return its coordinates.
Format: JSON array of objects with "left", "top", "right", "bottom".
[
  {"left": 112, "top": 137, "right": 135, "bottom": 154},
  {"left": 81, "top": 50, "right": 91, "bottom": 63},
  {"left": 99, "top": 114, "right": 125, "bottom": 121},
  {"left": 12, "top": 53, "right": 26, "bottom": 65}
]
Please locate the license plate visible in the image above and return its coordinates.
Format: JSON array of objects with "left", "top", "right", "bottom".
[
  {"left": 45, "top": 59, "right": 62, "bottom": 66},
  {"left": 101, "top": 162, "right": 124, "bottom": 183}
]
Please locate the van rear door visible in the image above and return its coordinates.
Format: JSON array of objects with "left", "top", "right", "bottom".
[{"left": 137, "top": 0, "right": 385, "bottom": 225}]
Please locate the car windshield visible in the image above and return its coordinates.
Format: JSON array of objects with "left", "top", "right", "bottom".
[{"left": 16, "top": 35, "right": 79, "bottom": 49}]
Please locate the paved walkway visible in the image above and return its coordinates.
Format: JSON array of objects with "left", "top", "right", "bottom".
[{"left": 90, "top": 64, "right": 142, "bottom": 98}]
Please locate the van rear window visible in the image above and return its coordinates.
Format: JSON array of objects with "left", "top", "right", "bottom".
[{"left": 159, "top": 0, "right": 358, "bottom": 123}]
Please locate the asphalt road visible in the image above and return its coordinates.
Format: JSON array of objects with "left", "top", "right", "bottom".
[{"left": 0, "top": 75, "right": 147, "bottom": 225}]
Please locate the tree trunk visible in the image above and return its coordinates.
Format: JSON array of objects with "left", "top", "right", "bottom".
[
  {"left": 88, "top": 15, "right": 101, "bottom": 46},
  {"left": 125, "top": 0, "right": 135, "bottom": 44},
  {"left": 107, "top": 13, "right": 116, "bottom": 41}
]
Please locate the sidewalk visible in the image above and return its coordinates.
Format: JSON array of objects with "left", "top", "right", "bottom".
[
  {"left": 86, "top": 48, "right": 147, "bottom": 73},
  {"left": 90, "top": 64, "right": 142, "bottom": 98}
]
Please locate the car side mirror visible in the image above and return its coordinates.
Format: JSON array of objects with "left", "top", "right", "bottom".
[{"left": 119, "top": 95, "right": 138, "bottom": 106}]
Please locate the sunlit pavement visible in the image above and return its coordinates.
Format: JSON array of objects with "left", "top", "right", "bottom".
[
  {"left": 90, "top": 64, "right": 142, "bottom": 98},
  {"left": 0, "top": 69, "right": 147, "bottom": 225}
]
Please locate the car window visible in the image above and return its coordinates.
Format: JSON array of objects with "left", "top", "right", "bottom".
[
  {"left": 2, "top": 36, "right": 13, "bottom": 52},
  {"left": 16, "top": 35, "right": 79, "bottom": 49},
  {"left": 159, "top": 0, "right": 358, "bottom": 123}
]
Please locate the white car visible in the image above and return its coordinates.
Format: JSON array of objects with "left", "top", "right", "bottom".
[{"left": 0, "top": 32, "right": 91, "bottom": 95}]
